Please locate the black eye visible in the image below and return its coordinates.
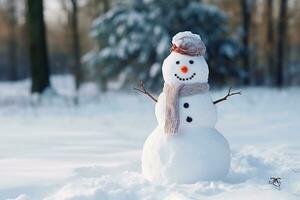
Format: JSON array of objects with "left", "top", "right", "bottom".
[
  {"left": 189, "top": 60, "right": 194, "bottom": 64},
  {"left": 176, "top": 61, "right": 180, "bottom": 64}
]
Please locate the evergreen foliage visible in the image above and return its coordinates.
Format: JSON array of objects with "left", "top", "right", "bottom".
[{"left": 85, "top": 0, "right": 241, "bottom": 90}]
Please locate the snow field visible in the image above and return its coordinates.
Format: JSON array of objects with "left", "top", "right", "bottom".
[{"left": 0, "top": 76, "right": 299, "bottom": 199}]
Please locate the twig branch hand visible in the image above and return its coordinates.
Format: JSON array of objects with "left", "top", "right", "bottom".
[
  {"left": 134, "top": 81, "right": 158, "bottom": 102},
  {"left": 213, "top": 87, "right": 241, "bottom": 104}
]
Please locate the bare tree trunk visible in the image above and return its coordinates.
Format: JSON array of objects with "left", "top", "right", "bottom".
[
  {"left": 265, "top": 0, "right": 274, "bottom": 85},
  {"left": 70, "top": 0, "right": 82, "bottom": 95},
  {"left": 276, "top": 0, "right": 288, "bottom": 87},
  {"left": 7, "top": 0, "right": 18, "bottom": 81},
  {"left": 250, "top": 0, "right": 259, "bottom": 85},
  {"left": 102, "top": 0, "right": 109, "bottom": 12},
  {"left": 99, "top": 0, "right": 110, "bottom": 92},
  {"left": 240, "top": 0, "right": 252, "bottom": 85},
  {"left": 26, "top": 0, "right": 50, "bottom": 93}
]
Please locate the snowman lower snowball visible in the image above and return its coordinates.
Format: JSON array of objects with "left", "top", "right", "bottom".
[{"left": 140, "top": 31, "right": 235, "bottom": 184}]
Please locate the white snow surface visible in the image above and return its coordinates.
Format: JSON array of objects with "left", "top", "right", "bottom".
[{"left": 0, "top": 75, "right": 299, "bottom": 200}]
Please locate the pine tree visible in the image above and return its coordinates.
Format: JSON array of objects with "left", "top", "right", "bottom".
[{"left": 85, "top": 0, "right": 240, "bottom": 91}]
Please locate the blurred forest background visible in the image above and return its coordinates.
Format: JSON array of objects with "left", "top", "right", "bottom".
[{"left": 0, "top": 0, "right": 299, "bottom": 95}]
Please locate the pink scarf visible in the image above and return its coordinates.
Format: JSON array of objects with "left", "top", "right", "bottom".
[{"left": 163, "top": 82, "right": 209, "bottom": 136}]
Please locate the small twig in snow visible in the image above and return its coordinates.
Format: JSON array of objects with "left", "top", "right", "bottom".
[
  {"left": 269, "top": 177, "right": 281, "bottom": 190},
  {"left": 134, "top": 81, "right": 157, "bottom": 103},
  {"left": 213, "top": 87, "right": 241, "bottom": 104}
]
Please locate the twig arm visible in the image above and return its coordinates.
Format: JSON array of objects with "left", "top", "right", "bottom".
[
  {"left": 213, "top": 87, "right": 241, "bottom": 104},
  {"left": 134, "top": 81, "right": 157, "bottom": 102}
]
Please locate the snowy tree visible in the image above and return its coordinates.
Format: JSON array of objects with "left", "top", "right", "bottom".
[{"left": 85, "top": 0, "right": 240, "bottom": 91}]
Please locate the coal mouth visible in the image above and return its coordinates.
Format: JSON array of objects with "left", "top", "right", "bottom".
[{"left": 174, "top": 73, "right": 196, "bottom": 81}]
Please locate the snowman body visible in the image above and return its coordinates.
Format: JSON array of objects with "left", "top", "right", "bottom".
[
  {"left": 155, "top": 92, "right": 217, "bottom": 129},
  {"left": 142, "top": 32, "right": 231, "bottom": 183}
]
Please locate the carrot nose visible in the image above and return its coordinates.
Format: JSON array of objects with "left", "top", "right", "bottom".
[{"left": 180, "top": 66, "right": 188, "bottom": 73}]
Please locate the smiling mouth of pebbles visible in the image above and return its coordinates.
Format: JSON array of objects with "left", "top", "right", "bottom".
[{"left": 174, "top": 73, "right": 196, "bottom": 81}]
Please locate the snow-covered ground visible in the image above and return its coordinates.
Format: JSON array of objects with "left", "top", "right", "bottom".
[{"left": 0, "top": 76, "right": 299, "bottom": 200}]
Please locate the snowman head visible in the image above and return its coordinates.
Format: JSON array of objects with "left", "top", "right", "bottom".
[{"left": 162, "top": 31, "right": 209, "bottom": 85}]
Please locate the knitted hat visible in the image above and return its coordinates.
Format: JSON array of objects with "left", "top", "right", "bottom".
[{"left": 170, "top": 31, "right": 206, "bottom": 56}]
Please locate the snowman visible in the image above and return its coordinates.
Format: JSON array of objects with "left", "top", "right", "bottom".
[{"left": 135, "top": 31, "right": 240, "bottom": 184}]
